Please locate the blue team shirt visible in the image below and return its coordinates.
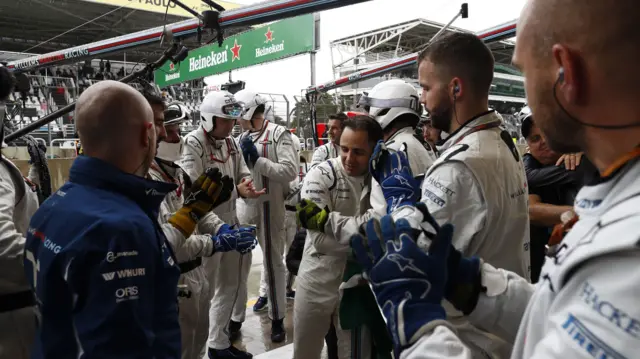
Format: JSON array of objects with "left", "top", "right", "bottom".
[{"left": 24, "top": 156, "right": 181, "bottom": 359}]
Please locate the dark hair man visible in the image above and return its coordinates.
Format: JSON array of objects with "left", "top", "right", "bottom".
[
  {"left": 421, "top": 118, "right": 441, "bottom": 152},
  {"left": 24, "top": 81, "right": 231, "bottom": 358},
  {"left": 294, "top": 115, "right": 384, "bottom": 359},
  {"left": 521, "top": 114, "right": 596, "bottom": 282},
  {"left": 352, "top": 1, "right": 640, "bottom": 358},
  {"left": 311, "top": 113, "right": 347, "bottom": 167},
  {"left": 412, "top": 31, "right": 530, "bottom": 356}
]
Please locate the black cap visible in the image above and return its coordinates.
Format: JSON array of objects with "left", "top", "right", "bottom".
[{"left": 521, "top": 114, "right": 534, "bottom": 139}]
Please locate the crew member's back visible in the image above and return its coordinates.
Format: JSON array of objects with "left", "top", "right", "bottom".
[{"left": 25, "top": 156, "right": 180, "bottom": 358}]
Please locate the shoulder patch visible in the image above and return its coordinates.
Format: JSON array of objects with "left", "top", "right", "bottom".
[
  {"left": 307, "top": 161, "right": 337, "bottom": 187},
  {"left": 272, "top": 124, "right": 290, "bottom": 142},
  {"left": 185, "top": 135, "right": 204, "bottom": 156}
]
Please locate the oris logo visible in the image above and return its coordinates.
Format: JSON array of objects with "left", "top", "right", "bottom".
[{"left": 115, "top": 286, "right": 139, "bottom": 302}]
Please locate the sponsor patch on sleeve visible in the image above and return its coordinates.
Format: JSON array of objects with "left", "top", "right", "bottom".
[
  {"left": 561, "top": 313, "right": 626, "bottom": 359},
  {"left": 422, "top": 188, "right": 445, "bottom": 207}
]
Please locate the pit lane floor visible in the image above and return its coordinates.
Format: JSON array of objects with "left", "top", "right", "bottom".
[{"left": 228, "top": 245, "right": 327, "bottom": 359}]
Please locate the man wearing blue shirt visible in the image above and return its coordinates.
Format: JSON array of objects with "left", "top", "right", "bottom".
[{"left": 24, "top": 81, "right": 232, "bottom": 359}]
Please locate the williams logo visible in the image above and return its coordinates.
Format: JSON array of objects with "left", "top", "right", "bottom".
[{"left": 102, "top": 268, "right": 146, "bottom": 281}]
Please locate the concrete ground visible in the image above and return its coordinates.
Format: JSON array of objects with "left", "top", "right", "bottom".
[
  {"left": 231, "top": 245, "right": 297, "bottom": 357},
  {"left": 215, "top": 243, "right": 330, "bottom": 359}
]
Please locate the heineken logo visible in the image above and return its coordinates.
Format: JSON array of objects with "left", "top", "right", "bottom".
[
  {"left": 231, "top": 39, "right": 242, "bottom": 61},
  {"left": 153, "top": 14, "right": 314, "bottom": 87},
  {"left": 165, "top": 72, "right": 180, "bottom": 81},
  {"left": 256, "top": 41, "right": 285, "bottom": 58},
  {"left": 189, "top": 47, "right": 229, "bottom": 72},
  {"left": 264, "top": 27, "right": 274, "bottom": 43}
]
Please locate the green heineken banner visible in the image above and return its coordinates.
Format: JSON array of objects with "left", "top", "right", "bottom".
[{"left": 155, "top": 14, "right": 315, "bottom": 87}]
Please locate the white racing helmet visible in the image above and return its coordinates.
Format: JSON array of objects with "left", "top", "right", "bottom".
[
  {"left": 358, "top": 79, "right": 422, "bottom": 130},
  {"left": 199, "top": 91, "right": 244, "bottom": 132},
  {"left": 234, "top": 90, "right": 271, "bottom": 121}
]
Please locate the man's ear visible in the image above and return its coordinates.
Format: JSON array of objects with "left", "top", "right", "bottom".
[{"left": 141, "top": 122, "right": 152, "bottom": 147}]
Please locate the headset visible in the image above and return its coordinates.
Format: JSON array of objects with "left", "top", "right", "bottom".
[
  {"left": 554, "top": 67, "right": 640, "bottom": 129},
  {"left": 453, "top": 82, "right": 462, "bottom": 127}
]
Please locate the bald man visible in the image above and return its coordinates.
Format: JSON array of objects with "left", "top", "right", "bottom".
[
  {"left": 24, "top": 81, "right": 230, "bottom": 359},
  {"left": 348, "top": 1, "right": 640, "bottom": 358}
]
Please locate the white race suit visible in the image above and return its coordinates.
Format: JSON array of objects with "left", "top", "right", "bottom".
[
  {"left": 232, "top": 196, "right": 255, "bottom": 324},
  {"left": 399, "top": 155, "right": 640, "bottom": 359},
  {"left": 311, "top": 141, "right": 341, "bottom": 168},
  {"left": 180, "top": 129, "right": 253, "bottom": 350},
  {"left": 294, "top": 158, "right": 372, "bottom": 359},
  {"left": 239, "top": 121, "right": 298, "bottom": 321},
  {"left": 233, "top": 136, "right": 254, "bottom": 324},
  {"left": 148, "top": 160, "right": 218, "bottom": 359},
  {"left": 258, "top": 133, "right": 304, "bottom": 296},
  {"left": 0, "top": 158, "right": 39, "bottom": 359},
  {"left": 415, "top": 110, "right": 530, "bottom": 357}
]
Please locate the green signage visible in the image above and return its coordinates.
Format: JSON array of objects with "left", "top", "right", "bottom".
[{"left": 155, "top": 14, "right": 315, "bottom": 87}]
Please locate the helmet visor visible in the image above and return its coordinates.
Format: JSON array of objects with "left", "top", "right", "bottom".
[
  {"left": 357, "top": 96, "right": 421, "bottom": 116},
  {"left": 222, "top": 102, "right": 244, "bottom": 118}
]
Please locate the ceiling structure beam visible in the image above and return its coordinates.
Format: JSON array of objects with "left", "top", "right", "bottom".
[
  {"left": 93, "top": 8, "right": 139, "bottom": 42},
  {"left": 332, "top": 21, "right": 419, "bottom": 70},
  {"left": 32, "top": 0, "right": 126, "bottom": 36}
]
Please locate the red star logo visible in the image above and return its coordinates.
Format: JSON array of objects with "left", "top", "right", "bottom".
[
  {"left": 265, "top": 27, "right": 274, "bottom": 43},
  {"left": 169, "top": 62, "right": 175, "bottom": 70},
  {"left": 230, "top": 39, "right": 242, "bottom": 61}
]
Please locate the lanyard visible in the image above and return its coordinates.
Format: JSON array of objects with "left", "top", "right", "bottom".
[
  {"left": 202, "top": 129, "right": 235, "bottom": 163},
  {"left": 453, "top": 121, "right": 502, "bottom": 145}
]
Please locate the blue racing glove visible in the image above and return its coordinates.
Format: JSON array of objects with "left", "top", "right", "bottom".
[
  {"left": 369, "top": 141, "right": 420, "bottom": 213},
  {"left": 240, "top": 136, "right": 259, "bottom": 167},
  {"left": 350, "top": 215, "right": 454, "bottom": 356},
  {"left": 212, "top": 224, "right": 258, "bottom": 255}
]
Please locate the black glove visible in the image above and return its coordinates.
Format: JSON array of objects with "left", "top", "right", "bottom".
[
  {"left": 212, "top": 176, "right": 234, "bottom": 209},
  {"left": 415, "top": 202, "right": 484, "bottom": 315}
]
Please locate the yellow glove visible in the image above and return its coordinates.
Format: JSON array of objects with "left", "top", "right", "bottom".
[
  {"left": 296, "top": 199, "right": 330, "bottom": 232},
  {"left": 169, "top": 167, "right": 229, "bottom": 236}
]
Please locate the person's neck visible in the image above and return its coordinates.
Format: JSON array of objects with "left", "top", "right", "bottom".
[
  {"left": 448, "top": 101, "right": 490, "bottom": 134},
  {"left": 383, "top": 126, "right": 402, "bottom": 142},
  {"left": 582, "top": 128, "right": 640, "bottom": 174},
  {"left": 251, "top": 119, "right": 264, "bottom": 132}
]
